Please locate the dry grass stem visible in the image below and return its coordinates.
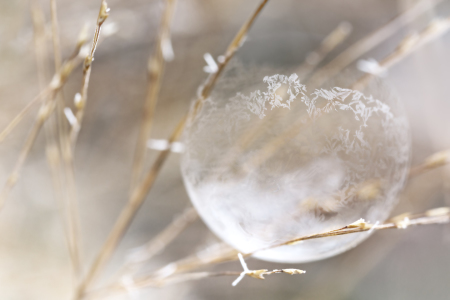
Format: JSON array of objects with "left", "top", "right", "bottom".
[
  {"left": 75, "top": 2, "right": 269, "bottom": 297},
  {"left": 351, "top": 16, "right": 450, "bottom": 90},
  {"left": 0, "top": 21, "right": 93, "bottom": 208},
  {"left": 253, "top": 207, "right": 450, "bottom": 254},
  {"left": 96, "top": 207, "right": 448, "bottom": 297},
  {"left": 70, "top": 0, "right": 110, "bottom": 146},
  {"left": 135, "top": 268, "right": 305, "bottom": 289},
  {"left": 409, "top": 149, "right": 450, "bottom": 177},
  {"left": 0, "top": 92, "right": 57, "bottom": 208},
  {"left": 49, "top": 0, "right": 83, "bottom": 279},
  {"left": 31, "top": 0, "right": 83, "bottom": 278},
  {"left": 130, "top": 0, "right": 178, "bottom": 191},
  {"left": 0, "top": 25, "right": 89, "bottom": 144},
  {"left": 151, "top": 242, "right": 239, "bottom": 279},
  {"left": 298, "top": 21, "right": 352, "bottom": 80},
  {"left": 307, "top": 0, "right": 443, "bottom": 88},
  {"left": 113, "top": 207, "right": 197, "bottom": 282}
]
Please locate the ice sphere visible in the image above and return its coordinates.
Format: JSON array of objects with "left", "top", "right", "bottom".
[{"left": 181, "top": 62, "right": 410, "bottom": 263}]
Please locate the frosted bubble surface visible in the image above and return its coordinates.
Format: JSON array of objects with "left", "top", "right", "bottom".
[{"left": 181, "top": 63, "right": 410, "bottom": 263}]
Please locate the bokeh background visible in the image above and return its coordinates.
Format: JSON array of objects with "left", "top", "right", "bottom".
[{"left": 1, "top": 0, "right": 450, "bottom": 299}]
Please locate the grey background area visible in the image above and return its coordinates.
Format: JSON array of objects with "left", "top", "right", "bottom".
[{"left": 0, "top": 0, "right": 450, "bottom": 299}]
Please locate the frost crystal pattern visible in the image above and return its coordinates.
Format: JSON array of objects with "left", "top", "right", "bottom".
[{"left": 181, "top": 64, "right": 410, "bottom": 263}]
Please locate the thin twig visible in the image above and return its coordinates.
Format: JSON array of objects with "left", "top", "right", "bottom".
[
  {"left": 130, "top": 0, "right": 178, "bottom": 192},
  {"left": 135, "top": 149, "right": 450, "bottom": 281},
  {"left": 351, "top": 17, "right": 450, "bottom": 90},
  {"left": 75, "top": 1, "right": 269, "bottom": 297},
  {"left": 307, "top": 0, "right": 443, "bottom": 88},
  {"left": 49, "top": 0, "right": 83, "bottom": 279},
  {"left": 250, "top": 207, "right": 450, "bottom": 255},
  {"left": 112, "top": 207, "right": 197, "bottom": 282},
  {"left": 0, "top": 92, "right": 57, "bottom": 208},
  {"left": 0, "top": 25, "right": 89, "bottom": 144},
  {"left": 0, "top": 23, "right": 91, "bottom": 209},
  {"left": 97, "top": 207, "right": 449, "bottom": 297},
  {"left": 409, "top": 149, "right": 450, "bottom": 178},
  {"left": 70, "top": 0, "right": 109, "bottom": 146},
  {"left": 298, "top": 21, "right": 352, "bottom": 80}
]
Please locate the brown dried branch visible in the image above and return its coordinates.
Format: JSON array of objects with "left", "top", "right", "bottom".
[
  {"left": 137, "top": 268, "right": 305, "bottom": 289},
  {"left": 409, "top": 149, "right": 450, "bottom": 177},
  {"left": 30, "top": 0, "right": 83, "bottom": 279},
  {"left": 307, "top": 0, "right": 443, "bottom": 88},
  {"left": 112, "top": 207, "right": 197, "bottom": 282},
  {"left": 351, "top": 17, "right": 450, "bottom": 90},
  {"left": 130, "top": 0, "right": 178, "bottom": 191},
  {"left": 251, "top": 207, "right": 450, "bottom": 254},
  {"left": 49, "top": 0, "right": 83, "bottom": 279},
  {"left": 75, "top": 1, "right": 269, "bottom": 298},
  {"left": 0, "top": 21, "right": 92, "bottom": 207},
  {"left": 298, "top": 22, "right": 352, "bottom": 80},
  {"left": 70, "top": 0, "right": 110, "bottom": 146},
  {"left": 0, "top": 25, "right": 89, "bottom": 144},
  {"left": 96, "top": 207, "right": 448, "bottom": 297}
]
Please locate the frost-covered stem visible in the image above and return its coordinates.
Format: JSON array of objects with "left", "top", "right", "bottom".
[
  {"left": 308, "top": 0, "right": 443, "bottom": 88},
  {"left": 75, "top": 2, "right": 269, "bottom": 298},
  {"left": 70, "top": 0, "right": 109, "bottom": 146},
  {"left": 131, "top": 0, "right": 178, "bottom": 192},
  {"left": 351, "top": 17, "right": 450, "bottom": 91},
  {"left": 112, "top": 207, "right": 197, "bottom": 283}
]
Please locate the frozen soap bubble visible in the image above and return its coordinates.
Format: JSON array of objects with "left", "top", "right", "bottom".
[{"left": 181, "top": 61, "right": 410, "bottom": 263}]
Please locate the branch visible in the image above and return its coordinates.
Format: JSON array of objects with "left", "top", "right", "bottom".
[
  {"left": 75, "top": 1, "right": 270, "bottom": 298},
  {"left": 70, "top": 0, "right": 110, "bottom": 146},
  {"left": 351, "top": 16, "right": 450, "bottom": 90},
  {"left": 308, "top": 0, "right": 443, "bottom": 88},
  {"left": 130, "top": 0, "right": 178, "bottom": 191}
]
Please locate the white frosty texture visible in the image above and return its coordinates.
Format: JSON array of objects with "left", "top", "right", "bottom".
[{"left": 181, "top": 63, "right": 410, "bottom": 263}]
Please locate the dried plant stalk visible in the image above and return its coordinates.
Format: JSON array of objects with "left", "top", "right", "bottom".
[
  {"left": 112, "top": 207, "right": 197, "bottom": 282},
  {"left": 130, "top": 0, "right": 178, "bottom": 191},
  {"left": 49, "top": 0, "right": 83, "bottom": 279},
  {"left": 0, "top": 25, "right": 89, "bottom": 144},
  {"left": 307, "top": 0, "right": 443, "bottom": 88},
  {"left": 298, "top": 21, "right": 352, "bottom": 80},
  {"left": 31, "top": 0, "right": 83, "bottom": 278},
  {"left": 135, "top": 268, "right": 305, "bottom": 289},
  {"left": 0, "top": 22, "right": 91, "bottom": 208},
  {"left": 136, "top": 149, "right": 450, "bottom": 281},
  {"left": 70, "top": 0, "right": 109, "bottom": 146},
  {"left": 351, "top": 16, "right": 450, "bottom": 90},
  {"left": 97, "top": 207, "right": 448, "bottom": 297},
  {"left": 252, "top": 207, "right": 450, "bottom": 254},
  {"left": 409, "top": 149, "right": 450, "bottom": 177},
  {"left": 0, "top": 93, "right": 57, "bottom": 208},
  {"left": 75, "top": 1, "right": 269, "bottom": 297},
  {"left": 150, "top": 242, "right": 238, "bottom": 279}
]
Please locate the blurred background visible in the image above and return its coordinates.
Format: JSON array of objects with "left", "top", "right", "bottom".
[{"left": 1, "top": 0, "right": 450, "bottom": 299}]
